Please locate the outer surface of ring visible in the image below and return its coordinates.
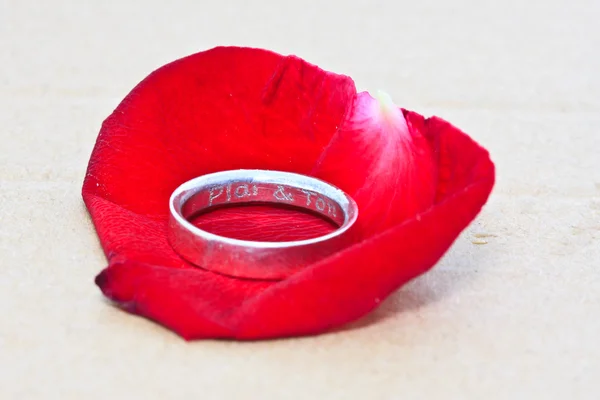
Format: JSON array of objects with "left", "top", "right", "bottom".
[{"left": 168, "top": 169, "right": 358, "bottom": 280}]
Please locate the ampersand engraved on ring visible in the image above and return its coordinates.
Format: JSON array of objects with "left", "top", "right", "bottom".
[{"left": 273, "top": 185, "right": 294, "bottom": 202}]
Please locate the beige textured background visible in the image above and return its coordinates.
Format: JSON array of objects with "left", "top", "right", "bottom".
[{"left": 1, "top": 0, "right": 599, "bottom": 399}]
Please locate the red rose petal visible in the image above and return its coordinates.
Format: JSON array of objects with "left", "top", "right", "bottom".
[
  {"left": 312, "top": 91, "right": 437, "bottom": 236},
  {"left": 83, "top": 46, "right": 495, "bottom": 340},
  {"left": 83, "top": 47, "right": 355, "bottom": 216}
]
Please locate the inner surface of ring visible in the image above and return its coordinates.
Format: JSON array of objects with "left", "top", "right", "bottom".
[{"left": 181, "top": 181, "right": 346, "bottom": 227}]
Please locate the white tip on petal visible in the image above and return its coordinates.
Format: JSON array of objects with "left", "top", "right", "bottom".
[
  {"left": 370, "top": 90, "right": 408, "bottom": 131},
  {"left": 374, "top": 90, "right": 396, "bottom": 113}
]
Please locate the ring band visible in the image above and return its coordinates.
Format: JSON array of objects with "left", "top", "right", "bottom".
[{"left": 168, "top": 169, "right": 358, "bottom": 279}]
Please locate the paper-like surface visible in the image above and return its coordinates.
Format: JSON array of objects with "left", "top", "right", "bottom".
[{"left": 1, "top": 1, "right": 598, "bottom": 398}]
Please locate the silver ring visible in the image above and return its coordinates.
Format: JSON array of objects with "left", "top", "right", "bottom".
[{"left": 168, "top": 169, "right": 358, "bottom": 280}]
